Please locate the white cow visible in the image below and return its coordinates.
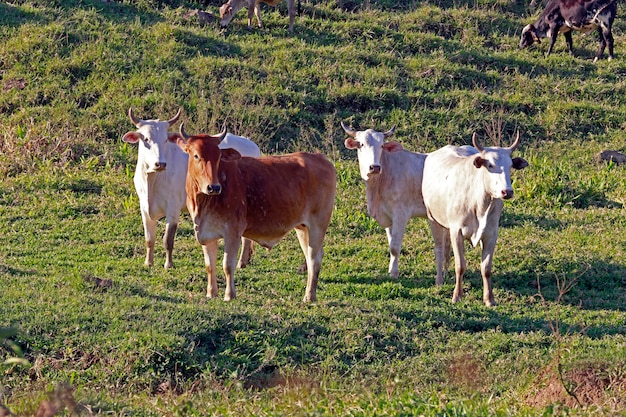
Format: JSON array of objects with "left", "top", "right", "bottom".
[
  {"left": 122, "top": 109, "right": 261, "bottom": 269},
  {"left": 342, "top": 121, "right": 443, "bottom": 279},
  {"left": 422, "top": 132, "right": 528, "bottom": 306}
]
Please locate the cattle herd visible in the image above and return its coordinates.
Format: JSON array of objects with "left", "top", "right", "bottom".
[
  {"left": 121, "top": 0, "right": 619, "bottom": 306},
  {"left": 123, "top": 109, "right": 527, "bottom": 306}
]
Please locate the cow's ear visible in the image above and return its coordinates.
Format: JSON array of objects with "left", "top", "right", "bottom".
[
  {"left": 344, "top": 138, "right": 361, "bottom": 150},
  {"left": 473, "top": 156, "right": 487, "bottom": 169},
  {"left": 168, "top": 132, "right": 182, "bottom": 143},
  {"left": 512, "top": 157, "right": 529, "bottom": 170},
  {"left": 383, "top": 141, "right": 403, "bottom": 153},
  {"left": 122, "top": 132, "right": 142, "bottom": 144},
  {"left": 221, "top": 148, "right": 242, "bottom": 161},
  {"left": 175, "top": 138, "right": 189, "bottom": 153}
]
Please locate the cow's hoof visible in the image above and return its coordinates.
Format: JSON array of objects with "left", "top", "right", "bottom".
[{"left": 484, "top": 299, "right": 497, "bottom": 307}]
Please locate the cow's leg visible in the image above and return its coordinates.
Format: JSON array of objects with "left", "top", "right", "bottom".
[
  {"left": 247, "top": 1, "right": 256, "bottom": 29},
  {"left": 296, "top": 226, "right": 323, "bottom": 303},
  {"left": 595, "top": 25, "right": 614, "bottom": 62},
  {"left": 222, "top": 236, "right": 241, "bottom": 301},
  {"left": 564, "top": 31, "right": 574, "bottom": 56},
  {"left": 162, "top": 215, "right": 179, "bottom": 269},
  {"left": 594, "top": 27, "right": 607, "bottom": 63},
  {"left": 287, "top": 0, "right": 296, "bottom": 33},
  {"left": 237, "top": 237, "right": 255, "bottom": 269},
  {"left": 429, "top": 221, "right": 449, "bottom": 286},
  {"left": 606, "top": 27, "right": 614, "bottom": 60},
  {"left": 546, "top": 27, "right": 559, "bottom": 56},
  {"left": 202, "top": 240, "right": 219, "bottom": 299},
  {"left": 141, "top": 210, "right": 157, "bottom": 267},
  {"left": 248, "top": 1, "right": 262, "bottom": 28},
  {"left": 479, "top": 234, "right": 498, "bottom": 307},
  {"left": 450, "top": 229, "right": 466, "bottom": 303},
  {"left": 385, "top": 215, "right": 409, "bottom": 278}
]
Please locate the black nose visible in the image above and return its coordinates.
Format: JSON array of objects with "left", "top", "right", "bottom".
[
  {"left": 207, "top": 184, "right": 222, "bottom": 195},
  {"left": 369, "top": 165, "right": 381, "bottom": 174},
  {"left": 502, "top": 189, "right": 513, "bottom": 199},
  {"left": 154, "top": 162, "right": 166, "bottom": 170}
]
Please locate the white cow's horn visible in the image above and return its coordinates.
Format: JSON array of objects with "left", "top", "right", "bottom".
[
  {"left": 472, "top": 132, "right": 484, "bottom": 151},
  {"left": 129, "top": 107, "right": 141, "bottom": 126},
  {"left": 383, "top": 125, "right": 396, "bottom": 138},
  {"left": 341, "top": 121, "right": 357, "bottom": 138},
  {"left": 508, "top": 131, "right": 521, "bottom": 151},
  {"left": 167, "top": 108, "right": 182, "bottom": 126}
]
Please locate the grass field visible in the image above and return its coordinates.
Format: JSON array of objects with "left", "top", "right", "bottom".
[{"left": 2, "top": 0, "right": 626, "bottom": 415}]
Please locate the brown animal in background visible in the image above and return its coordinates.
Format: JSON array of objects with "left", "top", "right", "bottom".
[{"left": 219, "top": 0, "right": 298, "bottom": 33}]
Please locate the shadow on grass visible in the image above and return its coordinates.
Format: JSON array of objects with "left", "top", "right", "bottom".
[{"left": 0, "top": 3, "right": 48, "bottom": 27}]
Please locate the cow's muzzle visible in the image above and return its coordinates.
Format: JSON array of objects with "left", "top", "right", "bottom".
[
  {"left": 205, "top": 184, "right": 222, "bottom": 195},
  {"left": 502, "top": 189, "right": 514, "bottom": 200},
  {"left": 368, "top": 164, "right": 381, "bottom": 175}
]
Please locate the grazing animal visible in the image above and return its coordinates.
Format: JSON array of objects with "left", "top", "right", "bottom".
[
  {"left": 122, "top": 109, "right": 260, "bottom": 269},
  {"left": 176, "top": 127, "right": 336, "bottom": 302},
  {"left": 422, "top": 133, "right": 528, "bottom": 306},
  {"left": 219, "top": 0, "right": 298, "bottom": 33},
  {"left": 342, "top": 121, "right": 447, "bottom": 280},
  {"left": 519, "top": 0, "right": 617, "bottom": 62}
]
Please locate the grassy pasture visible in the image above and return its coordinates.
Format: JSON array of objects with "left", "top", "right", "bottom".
[{"left": 2, "top": 0, "right": 626, "bottom": 415}]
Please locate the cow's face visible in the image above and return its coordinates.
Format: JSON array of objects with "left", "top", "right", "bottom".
[
  {"left": 342, "top": 123, "right": 402, "bottom": 181},
  {"left": 519, "top": 24, "right": 540, "bottom": 49},
  {"left": 472, "top": 133, "right": 528, "bottom": 200},
  {"left": 122, "top": 109, "right": 181, "bottom": 174},
  {"left": 219, "top": 0, "right": 245, "bottom": 27},
  {"left": 178, "top": 136, "right": 240, "bottom": 196}
]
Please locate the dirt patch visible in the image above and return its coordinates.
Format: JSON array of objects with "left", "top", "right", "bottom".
[
  {"left": 525, "top": 361, "right": 626, "bottom": 410},
  {"left": 446, "top": 353, "right": 488, "bottom": 393}
]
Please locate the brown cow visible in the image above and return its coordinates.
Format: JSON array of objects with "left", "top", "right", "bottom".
[{"left": 176, "top": 127, "right": 336, "bottom": 302}]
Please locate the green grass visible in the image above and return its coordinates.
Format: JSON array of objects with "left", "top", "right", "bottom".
[{"left": 2, "top": 0, "right": 626, "bottom": 415}]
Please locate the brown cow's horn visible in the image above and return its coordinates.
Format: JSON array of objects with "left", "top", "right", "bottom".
[
  {"left": 167, "top": 108, "right": 182, "bottom": 126},
  {"left": 179, "top": 122, "right": 191, "bottom": 140},
  {"left": 341, "top": 121, "right": 357, "bottom": 138},
  {"left": 472, "top": 132, "right": 484, "bottom": 151},
  {"left": 129, "top": 107, "right": 141, "bottom": 126},
  {"left": 211, "top": 128, "right": 227, "bottom": 142},
  {"left": 383, "top": 125, "right": 396, "bottom": 138},
  {"left": 508, "top": 130, "right": 521, "bottom": 151}
]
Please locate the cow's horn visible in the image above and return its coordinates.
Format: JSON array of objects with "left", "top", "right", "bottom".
[
  {"left": 212, "top": 127, "right": 227, "bottom": 142},
  {"left": 508, "top": 130, "right": 521, "bottom": 151},
  {"left": 129, "top": 107, "right": 141, "bottom": 126},
  {"left": 167, "top": 108, "right": 182, "bottom": 126},
  {"left": 383, "top": 125, "right": 396, "bottom": 138},
  {"left": 179, "top": 122, "right": 191, "bottom": 140},
  {"left": 472, "top": 132, "right": 484, "bottom": 152},
  {"left": 341, "top": 121, "right": 357, "bottom": 138}
]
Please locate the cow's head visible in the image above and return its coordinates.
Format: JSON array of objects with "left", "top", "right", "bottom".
[
  {"left": 520, "top": 24, "right": 541, "bottom": 49},
  {"left": 122, "top": 108, "right": 182, "bottom": 173},
  {"left": 176, "top": 123, "right": 233, "bottom": 196},
  {"left": 219, "top": 0, "right": 245, "bottom": 27},
  {"left": 472, "top": 132, "right": 529, "bottom": 200},
  {"left": 342, "top": 121, "right": 403, "bottom": 181}
]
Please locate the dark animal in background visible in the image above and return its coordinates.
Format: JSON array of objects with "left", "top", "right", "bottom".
[{"left": 519, "top": 0, "right": 617, "bottom": 62}]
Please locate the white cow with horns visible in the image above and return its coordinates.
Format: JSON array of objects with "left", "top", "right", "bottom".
[
  {"left": 342, "top": 121, "right": 444, "bottom": 280},
  {"left": 422, "top": 132, "right": 528, "bottom": 306},
  {"left": 122, "top": 108, "right": 260, "bottom": 269}
]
